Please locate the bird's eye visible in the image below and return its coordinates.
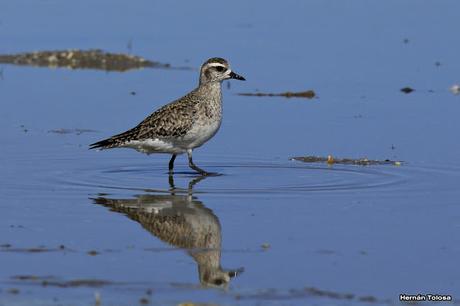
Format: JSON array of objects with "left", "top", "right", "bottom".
[
  {"left": 214, "top": 279, "right": 224, "bottom": 286},
  {"left": 215, "top": 66, "right": 225, "bottom": 72}
]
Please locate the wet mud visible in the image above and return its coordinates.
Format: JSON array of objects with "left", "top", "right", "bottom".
[
  {"left": 10, "top": 275, "right": 115, "bottom": 288},
  {"left": 0, "top": 245, "right": 66, "bottom": 253},
  {"left": 291, "top": 156, "right": 402, "bottom": 166},
  {"left": 0, "top": 49, "right": 171, "bottom": 72},
  {"left": 47, "top": 128, "right": 98, "bottom": 135}
]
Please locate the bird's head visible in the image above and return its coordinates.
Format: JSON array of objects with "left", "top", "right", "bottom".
[{"left": 200, "top": 57, "right": 245, "bottom": 84}]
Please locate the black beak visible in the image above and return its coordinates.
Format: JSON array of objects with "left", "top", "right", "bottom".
[
  {"left": 227, "top": 267, "right": 245, "bottom": 278},
  {"left": 229, "top": 71, "right": 246, "bottom": 81}
]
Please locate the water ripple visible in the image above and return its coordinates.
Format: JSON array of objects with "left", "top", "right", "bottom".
[{"left": 5, "top": 151, "right": 459, "bottom": 198}]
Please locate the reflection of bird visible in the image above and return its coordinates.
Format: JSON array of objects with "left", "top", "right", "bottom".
[
  {"left": 90, "top": 58, "right": 245, "bottom": 176},
  {"left": 92, "top": 175, "right": 242, "bottom": 288}
]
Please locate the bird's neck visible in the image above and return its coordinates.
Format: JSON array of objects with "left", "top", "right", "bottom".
[
  {"left": 198, "top": 81, "right": 222, "bottom": 102},
  {"left": 199, "top": 80, "right": 221, "bottom": 90},
  {"left": 196, "top": 81, "right": 223, "bottom": 119}
]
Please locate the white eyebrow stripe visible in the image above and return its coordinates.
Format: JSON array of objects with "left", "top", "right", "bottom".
[{"left": 206, "top": 63, "right": 227, "bottom": 68}]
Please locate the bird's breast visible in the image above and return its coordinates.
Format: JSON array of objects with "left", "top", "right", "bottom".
[{"left": 181, "top": 118, "right": 222, "bottom": 149}]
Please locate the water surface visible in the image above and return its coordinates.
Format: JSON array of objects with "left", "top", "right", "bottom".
[{"left": 1, "top": 1, "right": 460, "bottom": 305}]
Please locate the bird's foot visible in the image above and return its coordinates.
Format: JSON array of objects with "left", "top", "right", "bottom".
[
  {"left": 189, "top": 163, "right": 221, "bottom": 176},
  {"left": 198, "top": 171, "right": 221, "bottom": 177}
]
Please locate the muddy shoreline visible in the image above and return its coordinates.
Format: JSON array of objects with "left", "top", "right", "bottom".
[{"left": 0, "top": 49, "right": 182, "bottom": 72}]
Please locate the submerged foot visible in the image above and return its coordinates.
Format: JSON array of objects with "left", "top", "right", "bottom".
[
  {"left": 199, "top": 170, "right": 221, "bottom": 177},
  {"left": 192, "top": 168, "right": 221, "bottom": 177},
  {"left": 189, "top": 163, "right": 220, "bottom": 176}
]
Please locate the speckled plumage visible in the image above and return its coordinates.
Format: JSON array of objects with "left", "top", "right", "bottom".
[
  {"left": 90, "top": 57, "right": 245, "bottom": 175},
  {"left": 90, "top": 83, "right": 221, "bottom": 149}
]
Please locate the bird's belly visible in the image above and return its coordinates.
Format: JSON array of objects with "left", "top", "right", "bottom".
[
  {"left": 124, "top": 139, "right": 184, "bottom": 154},
  {"left": 179, "top": 120, "right": 221, "bottom": 149},
  {"left": 123, "top": 120, "right": 221, "bottom": 154}
]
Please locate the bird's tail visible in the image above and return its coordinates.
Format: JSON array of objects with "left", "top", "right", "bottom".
[
  {"left": 89, "top": 137, "right": 116, "bottom": 150},
  {"left": 89, "top": 128, "right": 138, "bottom": 150}
]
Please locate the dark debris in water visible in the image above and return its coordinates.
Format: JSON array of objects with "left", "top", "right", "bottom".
[
  {"left": 0, "top": 244, "right": 70, "bottom": 253},
  {"left": 19, "top": 125, "right": 28, "bottom": 133},
  {"left": 48, "top": 128, "right": 98, "bottom": 135},
  {"left": 11, "top": 275, "right": 115, "bottom": 288},
  {"left": 0, "top": 246, "right": 62, "bottom": 253},
  {"left": 400, "top": 87, "right": 415, "bottom": 94},
  {"left": 45, "top": 279, "right": 115, "bottom": 288},
  {"left": 11, "top": 275, "right": 55, "bottom": 281},
  {"left": 238, "top": 90, "right": 316, "bottom": 99},
  {"left": 291, "top": 156, "right": 402, "bottom": 166},
  {"left": 0, "top": 49, "right": 173, "bottom": 72},
  {"left": 261, "top": 243, "right": 271, "bottom": 251}
]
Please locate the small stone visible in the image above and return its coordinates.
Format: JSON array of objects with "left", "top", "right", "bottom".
[
  {"left": 261, "top": 243, "right": 271, "bottom": 250},
  {"left": 450, "top": 84, "right": 460, "bottom": 95}
]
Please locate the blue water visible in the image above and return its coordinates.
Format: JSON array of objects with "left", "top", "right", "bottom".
[{"left": 1, "top": 1, "right": 460, "bottom": 305}]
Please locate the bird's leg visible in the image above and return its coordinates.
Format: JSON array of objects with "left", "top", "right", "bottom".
[
  {"left": 187, "top": 149, "right": 217, "bottom": 176},
  {"left": 188, "top": 175, "right": 207, "bottom": 191},
  {"left": 168, "top": 173, "right": 176, "bottom": 195},
  {"left": 168, "top": 154, "right": 177, "bottom": 174}
]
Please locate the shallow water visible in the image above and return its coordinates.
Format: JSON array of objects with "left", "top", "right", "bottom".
[{"left": 1, "top": 1, "right": 460, "bottom": 305}]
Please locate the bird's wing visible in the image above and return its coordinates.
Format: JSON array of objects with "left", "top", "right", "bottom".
[
  {"left": 89, "top": 92, "right": 200, "bottom": 150},
  {"left": 136, "top": 94, "right": 199, "bottom": 139}
]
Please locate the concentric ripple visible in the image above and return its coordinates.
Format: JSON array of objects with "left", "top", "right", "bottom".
[
  {"left": 6, "top": 149, "right": 459, "bottom": 198},
  {"left": 53, "top": 155, "right": 408, "bottom": 197}
]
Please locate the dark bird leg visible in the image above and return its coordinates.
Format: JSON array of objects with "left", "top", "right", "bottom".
[
  {"left": 168, "top": 154, "right": 177, "bottom": 174},
  {"left": 168, "top": 173, "right": 176, "bottom": 195},
  {"left": 188, "top": 175, "right": 207, "bottom": 191},
  {"left": 187, "top": 149, "right": 217, "bottom": 176},
  {"left": 169, "top": 169, "right": 207, "bottom": 195}
]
